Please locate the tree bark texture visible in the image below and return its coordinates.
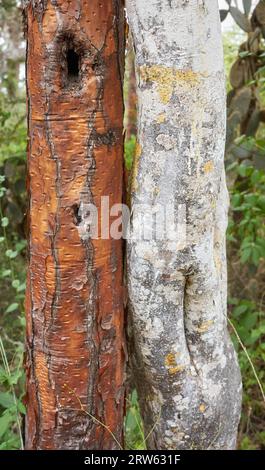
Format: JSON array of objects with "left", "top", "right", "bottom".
[
  {"left": 24, "top": 0, "right": 125, "bottom": 450},
  {"left": 126, "top": 0, "right": 242, "bottom": 450}
]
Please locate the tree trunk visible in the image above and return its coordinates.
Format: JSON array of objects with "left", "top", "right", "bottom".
[
  {"left": 24, "top": 0, "right": 125, "bottom": 450},
  {"left": 126, "top": 0, "right": 242, "bottom": 450}
]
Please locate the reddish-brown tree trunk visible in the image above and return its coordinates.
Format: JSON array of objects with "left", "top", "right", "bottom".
[{"left": 24, "top": 0, "right": 125, "bottom": 450}]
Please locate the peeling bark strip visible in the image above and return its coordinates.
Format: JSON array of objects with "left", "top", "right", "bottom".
[
  {"left": 126, "top": 0, "right": 242, "bottom": 450},
  {"left": 24, "top": 0, "right": 125, "bottom": 450}
]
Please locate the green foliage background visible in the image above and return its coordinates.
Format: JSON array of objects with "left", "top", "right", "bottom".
[{"left": 0, "top": 0, "right": 265, "bottom": 450}]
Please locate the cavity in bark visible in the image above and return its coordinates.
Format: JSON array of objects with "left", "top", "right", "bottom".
[
  {"left": 67, "top": 48, "right": 79, "bottom": 79},
  {"left": 60, "top": 36, "right": 83, "bottom": 88},
  {"left": 72, "top": 204, "right": 82, "bottom": 226}
]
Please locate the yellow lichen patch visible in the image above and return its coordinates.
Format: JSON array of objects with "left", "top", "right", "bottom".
[
  {"left": 165, "top": 353, "right": 176, "bottom": 367},
  {"left": 156, "top": 113, "right": 166, "bottom": 124},
  {"left": 203, "top": 161, "right": 214, "bottom": 173},
  {"left": 139, "top": 65, "right": 200, "bottom": 104},
  {"left": 131, "top": 142, "right": 142, "bottom": 192},
  {"left": 165, "top": 353, "right": 183, "bottom": 375},
  {"left": 139, "top": 65, "right": 174, "bottom": 104},
  {"left": 197, "top": 320, "right": 214, "bottom": 334},
  {"left": 168, "top": 365, "right": 185, "bottom": 375},
  {"left": 175, "top": 70, "right": 199, "bottom": 86},
  {"left": 199, "top": 404, "right": 206, "bottom": 413}
]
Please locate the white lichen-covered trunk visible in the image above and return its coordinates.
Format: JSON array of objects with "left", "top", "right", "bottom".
[{"left": 126, "top": 0, "right": 242, "bottom": 450}]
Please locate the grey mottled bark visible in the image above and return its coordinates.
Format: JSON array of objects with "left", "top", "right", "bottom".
[{"left": 126, "top": 0, "right": 242, "bottom": 450}]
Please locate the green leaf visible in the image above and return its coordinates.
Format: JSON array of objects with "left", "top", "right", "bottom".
[
  {"left": 241, "top": 312, "right": 258, "bottom": 330},
  {"left": 17, "top": 282, "right": 26, "bottom": 293},
  {"left": 252, "top": 247, "right": 261, "bottom": 266},
  {"left": 0, "top": 435, "right": 21, "bottom": 450},
  {"left": 0, "top": 412, "right": 12, "bottom": 439},
  {"left": 19, "top": 316, "right": 26, "bottom": 327},
  {"left": 125, "top": 135, "right": 136, "bottom": 171},
  {"left": 5, "top": 303, "right": 19, "bottom": 314},
  {"left": 8, "top": 369, "right": 22, "bottom": 386},
  {"left": 257, "top": 195, "right": 265, "bottom": 211},
  {"left": 239, "top": 51, "right": 253, "bottom": 59},
  {"left": 12, "top": 280, "right": 20, "bottom": 290},
  {"left": 17, "top": 401, "right": 26, "bottom": 415},
  {"left": 233, "top": 304, "right": 249, "bottom": 317},
  {"left": 126, "top": 407, "right": 138, "bottom": 433},
  {"left": 15, "top": 240, "right": 27, "bottom": 252},
  {"left": 231, "top": 193, "right": 242, "bottom": 207},
  {"left": 256, "top": 65, "right": 265, "bottom": 75},
  {"left": 237, "top": 163, "right": 253, "bottom": 177},
  {"left": 0, "top": 392, "right": 13, "bottom": 409},
  {"left": 5, "top": 249, "right": 18, "bottom": 259},
  {"left": 250, "top": 170, "right": 262, "bottom": 185},
  {"left": 1, "top": 217, "right": 9, "bottom": 227},
  {"left": 248, "top": 328, "right": 264, "bottom": 345},
  {"left": 1, "top": 269, "right": 12, "bottom": 278},
  {"left": 0, "top": 187, "right": 6, "bottom": 198},
  {"left": 241, "top": 247, "right": 252, "bottom": 263}
]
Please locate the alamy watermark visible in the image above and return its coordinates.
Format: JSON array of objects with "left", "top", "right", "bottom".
[{"left": 76, "top": 196, "right": 187, "bottom": 249}]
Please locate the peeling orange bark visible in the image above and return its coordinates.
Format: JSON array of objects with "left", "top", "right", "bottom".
[{"left": 24, "top": 0, "right": 125, "bottom": 450}]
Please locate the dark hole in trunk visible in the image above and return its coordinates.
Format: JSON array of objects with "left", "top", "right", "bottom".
[
  {"left": 72, "top": 204, "right": 82, "bottom": 225},
  {"left": 67, "top": 49, "right": 79, "bottom": 78}
]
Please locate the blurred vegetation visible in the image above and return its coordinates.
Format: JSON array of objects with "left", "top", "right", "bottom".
[
  {"left": 0, "top": 0, "right": 26, "bottom": 449},
  {"left": 0, "top": 0, "right": 265, "bottom": 451},
  {"left": 222, "top": 0, "right": 265, "bottom": 449}
]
